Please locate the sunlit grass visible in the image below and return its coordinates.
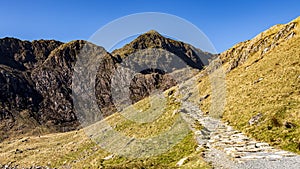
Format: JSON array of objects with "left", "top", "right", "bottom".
[
  {"left": 0, "top": 87, "right": 210, "bottom": 168},
  {"left": 197, "top": 32, "right": 300, "bottom": 154}
]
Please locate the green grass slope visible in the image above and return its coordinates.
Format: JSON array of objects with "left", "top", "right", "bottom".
[
  {"left": 0, "top": 87, "right": 210, "bottom": 169},
  {"left": 196, "top": 16, "right": 300, "bottom": 154}
]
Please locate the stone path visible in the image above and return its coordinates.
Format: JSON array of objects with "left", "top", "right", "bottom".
[{"left": 180, "top": 101, "right": 300, "bottom": 169}]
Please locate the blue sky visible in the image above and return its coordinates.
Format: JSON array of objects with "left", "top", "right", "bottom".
[{"left": 0, "top": 0, "right": 299, "bottom": 53}]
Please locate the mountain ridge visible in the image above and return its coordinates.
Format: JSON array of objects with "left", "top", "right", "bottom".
[
  {"left": 220, "top": 16, "right": 299, "bottom": 72},
  {"left": 0, "top": 31, "right": 210, "bottom": 140},
  {"left": 112, "top": 30, "right": 213, "bottom": 68}
]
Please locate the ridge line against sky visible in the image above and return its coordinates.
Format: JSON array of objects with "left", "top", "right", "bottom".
[{"left": 0, "top": 0, "right": 299, "bottom": 53}]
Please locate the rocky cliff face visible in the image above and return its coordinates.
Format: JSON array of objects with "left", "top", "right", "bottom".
[
  {"left": 0, "top": 31, "right": 210, "bottom": 139},
  {"left": 0, "top": 37, "right": 63, "bottom": 71},
  {"left": 0, "top": 38, "right": 63, "bottom": 139},
  {"left": 30, "top": 40, "right": 86, "bottom": 131},
  {"left": 110, "top": 30, "right": 211, "bottom": 107}
]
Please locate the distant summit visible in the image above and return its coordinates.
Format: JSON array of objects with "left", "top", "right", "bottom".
[
  {"left": 112, "top": 30, "right": 213, "bottom": 69},
  {"left": 145, "top": 29, "right": 161, "bottom": 35}
]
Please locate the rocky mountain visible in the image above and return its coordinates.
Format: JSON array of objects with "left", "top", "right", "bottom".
[
  {"left": 112, "top": 30, "right": 213, "bottom": 68},
  {"left": 0, "top": 37, "right": 63, "bottom": 71},
  {"left": 0, "top": 38, "right": 64, "bottom": 139},
  {"left": 0, "top": 32, "right": 209, "bottom": 140}
]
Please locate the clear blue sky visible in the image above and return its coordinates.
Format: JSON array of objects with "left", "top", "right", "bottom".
[{"left": 0, "top": 0, "right": 299, "bottom": 53}]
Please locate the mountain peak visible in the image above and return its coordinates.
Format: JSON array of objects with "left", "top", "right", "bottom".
[
  {"left": 111, "top": 29, "right": 212, "bottom": 69},
  {"left": 138, "top": 30, "right": 164, "bottom": 40},
  {"left": 144, "top": 29, "right": 161, "bottom": 35}
]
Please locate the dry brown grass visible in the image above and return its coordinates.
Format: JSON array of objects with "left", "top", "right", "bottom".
[{"left": 196, "top": 22, "right": 300, "bottom": 153}]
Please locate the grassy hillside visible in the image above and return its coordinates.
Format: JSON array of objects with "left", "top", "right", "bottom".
[
  {"left": 2, "top": 16, "right": 299, "bottom": 169},
  {"left": 0, "top": 88, "right": 210, "bottom": 169},
  {"left": 196, "top": 17, "right": 300, "bottom": 154}
]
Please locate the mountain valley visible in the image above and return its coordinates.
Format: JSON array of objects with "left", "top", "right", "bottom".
[{"left": 0, "top": 16, "right": 300, "bottom": 169}]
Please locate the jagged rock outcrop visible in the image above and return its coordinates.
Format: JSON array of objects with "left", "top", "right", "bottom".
[
  {"left": 0, "top": 38, "right": 63, "bottom": 139},
  {"left": 0, "top": 37, "right": 63, "bottom": 70},
  {"left": 0, "top": 66, "right": 42, "bottom": 140},
  {"left": 129, "top": 73, "right": 176, "bottom": 103},
  {"left": 30, "top": 40, "right": 87, "bottom": 130}
]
